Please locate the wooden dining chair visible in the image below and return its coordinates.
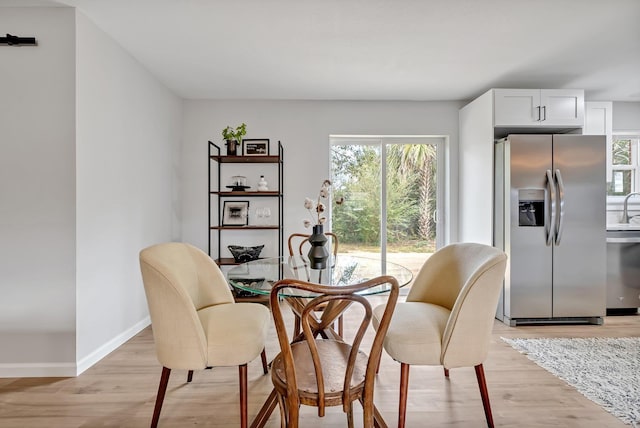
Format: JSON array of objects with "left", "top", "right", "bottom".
[
  {"left": 287, "top": 232, "right": 343, "bottom": 337},
  {"left": 269, "top": 275, "right": 399, "bottom": 428},
  {"left": 139, "top": 242, "right": 271, "bottom": 428},
  {"left": 287, "top": 232, "right": 339, "bottom": 261},
  {"left": 373, "top": 243, "right": 507, "bottom": 428}
]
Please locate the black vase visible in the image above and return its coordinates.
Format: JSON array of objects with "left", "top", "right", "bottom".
[
  {"left": 307, "top": 224, "right": 329, "bottom": 270},
  {"left": 226, "top": 139, "right": 238, "bottom": 156}
]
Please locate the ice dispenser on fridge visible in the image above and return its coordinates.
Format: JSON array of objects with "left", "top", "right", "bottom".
[{"left": 518, "top": 189, "right": 544, "bottom": 227}]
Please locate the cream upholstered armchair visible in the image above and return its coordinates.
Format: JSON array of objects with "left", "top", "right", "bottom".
[
  {"left": 139, "top": 242, "right": 271, "bottom": 428},
  {"left": 373, "top": 242, "right": 507, "bottom": 428}
]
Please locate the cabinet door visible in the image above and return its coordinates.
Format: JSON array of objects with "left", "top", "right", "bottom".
[
  {"left": 539, "top": 89, "right": 584, "bottom": 126},
  {"left": 583, "top": 101, "right": 613, "bottom": 181},
  {"left": 493, "top": 89, "right": 541, "bottom": 126}
]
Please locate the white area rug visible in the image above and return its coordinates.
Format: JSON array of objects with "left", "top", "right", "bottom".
[{"left": 502, "top": 337, "right": 640, "bottom": 426}]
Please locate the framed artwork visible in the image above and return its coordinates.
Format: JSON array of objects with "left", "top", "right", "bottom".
[
  {"left": 222, "top": 201, "right": 250, "bottom": 226},
  {"left": 243, "top": 139, "right": 270, "bottom": 156}
]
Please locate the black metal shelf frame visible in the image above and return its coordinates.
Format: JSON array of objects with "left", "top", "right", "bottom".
[{"left": 208, "top": 141, "right": 284, "bottom": 266}]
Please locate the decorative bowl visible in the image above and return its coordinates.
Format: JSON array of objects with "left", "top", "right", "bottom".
[{"left": 228, "top": 245, "right": 264, "bottom": 263}]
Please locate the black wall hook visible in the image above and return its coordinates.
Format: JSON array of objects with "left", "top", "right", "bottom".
[{"left": 1, "top": 33, "right": 37, "bottom": 46}]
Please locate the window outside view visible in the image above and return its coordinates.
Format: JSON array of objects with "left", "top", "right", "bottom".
[
  {"left": 330, "top": 141, "right": 439, "bottom": 278},
  {"left": 608, "top": 135, "right": 639, "bottom": 196}
]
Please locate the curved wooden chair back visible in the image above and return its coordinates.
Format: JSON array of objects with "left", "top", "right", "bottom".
[
  {"left": 287, "top": 232, "right": 343, "bottom": 337},
  {"left": 269, "top": 276, "right": 399, "bottom": 427},
  {"left": 287, "top": 232, "right": 339, "bottom": 258}
]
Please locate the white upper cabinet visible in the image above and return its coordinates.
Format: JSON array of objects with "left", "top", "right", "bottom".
[
  {"left": 583, "top": 101, "right": 613, "bottom": 180},
  {"left": 494, "top": 88, "right": 584, "bottom": 127},
  {"left": 583, "top": 101, "right": 613, "bottom": 137},
  {"left": 540, "top": 89, "right": 585, "bottom": 126}
]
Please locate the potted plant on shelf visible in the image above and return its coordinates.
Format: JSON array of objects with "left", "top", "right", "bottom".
[{"left": 222, "top": 123, "right": 247, "bottom": 156}]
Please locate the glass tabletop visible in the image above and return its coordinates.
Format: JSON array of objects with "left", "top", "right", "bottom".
[{"left": 227, "top": 254, "right": 413, "bottom": 298}]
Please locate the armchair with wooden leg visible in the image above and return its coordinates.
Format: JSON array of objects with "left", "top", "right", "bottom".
[
  {"left": 373, "top": 242, "right": 507, "bottom": 428},
  {"left": 287, "top": 232, "right": 343, "bottom": 337},
  {"left": 139, "top": 242, "right": 271, "bottom": 428},
  {"left": 270, "top": 275, "right": 399, "bottom": 428}
]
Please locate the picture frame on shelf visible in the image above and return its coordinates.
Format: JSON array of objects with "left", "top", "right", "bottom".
[
  {"left": 243, "top": 139, "right": 270, "bottom": 156},
  {"left": 222, "top": 201, "right": 250, "bottom": 226}
]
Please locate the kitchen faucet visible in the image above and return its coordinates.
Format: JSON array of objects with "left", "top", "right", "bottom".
[{"left": 620, "top": 192, "right": 640, "bottom": 223}]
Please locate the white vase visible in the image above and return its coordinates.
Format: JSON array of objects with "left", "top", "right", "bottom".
[{"left": 257, "top": 175, "right": 269, "bottom": 191}]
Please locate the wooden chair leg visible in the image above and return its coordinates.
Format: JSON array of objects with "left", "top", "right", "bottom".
[
  {"left": 346, "top": 401, "right": 354, "bottom": 428},
  {"left": 261, "top": 348, "right": 268, "bottom": 374},
  {"left": 338, "top": 315, "right": 344, "bottom": 338},
  {"left": 187, "top": 370, "right": 194, "bottom": 383},
  {"left": 475, "top": 364, "right": 494, "bottom": 428},
  {"left": 151, "top": 366, "right": 171, "bottom": 428},
  {"left": 358, "top": 395, "right": 379, "bottom": 428},
  {"left": 276, "top": 391, "right": 288, "bottom": 428},
  {"left": 398, "top": 363, "right": 410, "bottom": 428},
  {"left": 239, "top": 364, "right": 248, "bottom": 428},
  {"left": 444, "top": 367, "right": 449, "bottom": 377},
  {"left": 286, "top": 393, "right": 300, "bottom": 428}
]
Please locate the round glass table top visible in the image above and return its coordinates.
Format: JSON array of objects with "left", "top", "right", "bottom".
[{"left": 227, "top": 254, "right": 413, "bottom": 298}]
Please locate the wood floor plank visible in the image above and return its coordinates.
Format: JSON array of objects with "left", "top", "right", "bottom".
[{"left": 0, "top": 298, "right": 637, "bottom": 427}]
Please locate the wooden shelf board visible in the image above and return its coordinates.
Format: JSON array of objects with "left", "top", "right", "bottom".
[
  {"left": 211, "top": 191, "right": 280, "bottom": 196},
  {"left": 215, "top": 257, "right": 272, "bottom": 266},
  {"left": 210, "top": 155, "right": 280, "bottom": 163},
  {"left": 215, "top": 257, "right": 241, "bottom": 266},
  {"left": 233, "top": 294, "right": 269, "bottom": 304},
  {"left": 211, "top": 226, "right": 280, "bottom": 230}
]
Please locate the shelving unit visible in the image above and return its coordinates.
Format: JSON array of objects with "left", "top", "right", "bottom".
[{"left": 208, "top": 140, "right": 284, "bottom": 268}]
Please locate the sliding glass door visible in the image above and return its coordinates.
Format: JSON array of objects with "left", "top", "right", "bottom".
[{"left": 330, "top": 136, "right": 445, "bottom": 277}]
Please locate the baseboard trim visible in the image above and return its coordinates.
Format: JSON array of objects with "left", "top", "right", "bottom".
[
  {"left": 76, "top": 316, "right": 151, "bottom": 375},
  {"left": 0, "top": 363, "right": 77, "bottom": 378},
  {"left": 0, "top": 317, "right": 151, "bottom": 378}
]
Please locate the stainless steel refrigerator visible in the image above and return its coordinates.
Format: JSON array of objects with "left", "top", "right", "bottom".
[{"left": 494, "top": 134, "right": 606, "bottom": 326}]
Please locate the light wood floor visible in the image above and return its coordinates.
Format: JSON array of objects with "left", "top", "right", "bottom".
[{"left": 1, "top": 300, "right": 638, "bottom": 428}]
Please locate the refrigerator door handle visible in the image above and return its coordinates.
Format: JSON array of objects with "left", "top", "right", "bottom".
[
  {"left": 546, "top": 169, "right": 556, "bottom": 246},
  {"left": 555, "top": 169, "right": 565, "bottom": 245}
]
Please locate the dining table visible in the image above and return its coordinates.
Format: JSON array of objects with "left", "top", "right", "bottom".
[{"left": 226, "top": 254, "right": 414, "bottom": 428}]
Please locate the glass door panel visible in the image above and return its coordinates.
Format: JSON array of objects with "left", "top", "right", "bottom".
[
  {"left": 330, "top": 143, "right": 382, "bottom": 257},
  {"left": 385, "top": 143, "right": 437, "bottom": 272},
  {"left": 330, "top": 137, "right": 442, "bottom": 279}
]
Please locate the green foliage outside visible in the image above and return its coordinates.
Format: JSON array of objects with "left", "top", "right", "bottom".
[
  {"left": 608, "top": 138, "right": 632, "bottom": 196},
  {"left": 331, "top": 144, "right": 437, "bottom": 253}
]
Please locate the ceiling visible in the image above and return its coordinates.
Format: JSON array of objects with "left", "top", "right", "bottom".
[{"left": 5, "top": 0, "right": 640, "bottom": 101}]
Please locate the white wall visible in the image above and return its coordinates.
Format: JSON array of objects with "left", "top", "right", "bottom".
[
  {"left": 0, "top": 7, "right": 77, "bottom": 375},
  {"left": 181, "top": 100, "right": 463, "bottom": 257},
  {"left": 613, "top": 102, "right": 640, "bottom": 131},
  {"left": 75, "top": 11, "right": 182, "bottom": 373},
  {"left": 0, "top": 7, "right": 182, "bottom": 377}
]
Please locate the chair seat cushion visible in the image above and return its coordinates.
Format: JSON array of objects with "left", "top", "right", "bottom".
[
  {"left": 198, "top": 302, "right": 270, "bottom": 366},
  {"left": 373, "top": 301, "right": 450, "bottom": 365}
]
